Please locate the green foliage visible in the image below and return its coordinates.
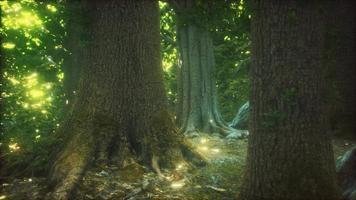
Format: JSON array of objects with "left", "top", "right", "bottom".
[
  {"left": 160, "top": 1, "right": 178, "bottom": 111},
  {"left": 214, "top": 0, "right": 251, "bottom": 121},
  {"left": 0, "top": 0, "right": 66, "bottom": 175}
]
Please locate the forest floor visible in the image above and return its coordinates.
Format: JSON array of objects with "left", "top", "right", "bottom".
[{"left": 1, "top": 133, "right": 355, "bottom": 200}]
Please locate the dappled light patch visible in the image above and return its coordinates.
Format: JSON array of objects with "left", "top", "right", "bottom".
[{"left": 8, "top": 142, "right": 20, "bottom": 153}]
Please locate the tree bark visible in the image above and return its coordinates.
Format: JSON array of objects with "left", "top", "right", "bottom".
[
  {"left": 239, "top": 1, "right": 338, "bottom": 200},
  {"left": 47, "top": 1, "right": 204, "bottom": 199},
  {"left": 326, "top": 1, "right": 356, "bottom": 139},
  {"left": 172, "top": 0, "right": 241, "bottom": 137},
  {"left": 230, "top": 101, "right": 249, "bottom": 130}
]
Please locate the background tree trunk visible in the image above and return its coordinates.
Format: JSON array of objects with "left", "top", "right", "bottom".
[
  {"left": 239, "top": 1, "right": 338, "bottom": 200},
  {"left": 47, "top": 1, "right": 204, "bottom": 199},
  {"left": 172, "top": 0, "right": 240, "bottom": 137},
  {"left": 230, "top": 101, "right": 249, "bottom": 130}
]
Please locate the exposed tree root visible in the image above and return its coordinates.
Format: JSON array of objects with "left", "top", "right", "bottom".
[{"left": 46, "top": 110, "right": 207, "bottom": 200}]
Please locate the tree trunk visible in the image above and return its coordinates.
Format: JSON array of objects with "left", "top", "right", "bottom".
[
  {"left": 326, "top": 1, "right": 356, "bottom": 139},
  {"left": 230, "top": 101, "right": 249, "bottom": 130},
  {"left": 172, "top": 0, "right": 241, "bottom": 137},
  {"left": 47, "top": 1, "right": 204, "bottom": 199},
  {"left": 239, "top": 1, "right": 338, "bottom": 200}
]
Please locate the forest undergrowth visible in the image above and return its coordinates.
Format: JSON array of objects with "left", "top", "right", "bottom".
[{"left": 1, "top": 133, "right": 354, "bottom": 200}]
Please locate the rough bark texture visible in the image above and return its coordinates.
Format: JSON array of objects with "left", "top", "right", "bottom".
[
  {"left": 47, "top": 1, "right": 204, "bottom": 199},
  {"left": 326, "top": 1, "right": 356, "bottom": 139},
  {"left": 239, "top": 1, "right": 338, "bottom": 200},
  {"left": 172, "top": 0, "right": 239, "bottom": 137}
]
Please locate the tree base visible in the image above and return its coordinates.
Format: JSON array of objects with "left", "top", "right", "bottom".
[{"left": 46, "top": 110, "right": 206, "bottom": 200}]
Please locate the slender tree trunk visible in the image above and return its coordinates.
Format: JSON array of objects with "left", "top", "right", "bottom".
[
  {"left": 172, "top": 0, "right": 240, "bottom": 137},
  {"left": 239, "top": 1, "right": 338, "bottom": 200},
  {"left": 47, "top": 1, "right": 204, "bottom": 199}
]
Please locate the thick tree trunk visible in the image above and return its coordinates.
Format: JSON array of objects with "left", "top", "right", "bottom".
[
  {"left": 239, "top": 1, "right": 338, "bottom": 200},
  {"left": 326, "top": 1, "right": 356, "bottom": 139},
  {"left": 47, "top": 1, "right": 204, "bottom": 199},
  {"left": 172, "top": 0, "right": 241, "bottom": 137}
]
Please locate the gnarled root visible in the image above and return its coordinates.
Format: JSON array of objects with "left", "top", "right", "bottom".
[
  {"left": 46, "top": 127, "right": 94, "bottom": 200},
  {"left": 46, "top": 110, "right": 207, "bottom": 200}
]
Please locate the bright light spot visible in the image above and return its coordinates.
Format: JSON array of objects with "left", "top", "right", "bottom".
[
  {"left": 224, "top": 36, "right": 231, "bottom": 41},
  {"left": 171, "top": 180, "right": 185, "bottom": 189},
  {"left": 56, "top": 123, "right": 60, "bottom": 127},
  {"left": 200, "top": 138, "right": 208, "bottom": 144},
  {"left": 9, "top": 143, "right": 20, "bottom": 152},
  {"left": 31, "top": 102, "right": 43, "bottom": 108},
  {"left": 47, "top": 4, "right": 57, "bottom": 12},
  {"left": 41, "top": 110, "right": 47, "bottom": 114},
  {"left": 35, "top": 135, "right": 40, "bottom": 139},
  {"left": 23, "top": 103, "right": 29, "bottom": 109},
  {"left": 2, "top": 42, "right": 15, "bottom": 49},
  {"left": 25, "top": 73, "right": 38, "bottom": 87},
  {"left": 209, "top": 119, "right": 213, "bottom": 123},
  {"left": 59, "top": 19, "right": 65, "bottom": 27},
  {"left": 54, "top": 45, "right": 62, "bottom": 49},
  {"left": 44, "top": 83, "right": 52, "bottom": 89},
  {"left": 176, "top": 163, "right": 185, "bottom": 170},
  {"left": 198, "top": 146, "right": 208, "bottom": 152},
  {"left": 3, "top": 10, "right": 43, "bottom": 30},
  {"left": 0, "top": 195, "right": 6, "bottom": 200},
  {"left": 11, "top": 3, "right": 22, "bottom": 12},
  {"left": 28, "top": 178, "right": 32, "bottom": 182},
  {"left": 29, "top": 89, "right": 44, "bottom": 98},
  {"left": 164, "top": 175, "right": 173, "bottom": 181},
  {"left": 32, "top": 38, "right": 41, "bottom": 46},
  {"left": 211, "top": 148, "right": 220, "bottom": 153},
  {"left": 65, "top": 99, "right": 69, "bottom": 105},
  {"left": 35, "top": 129, "right": 39, "bottom": 133},
  {"left": 57, "top": 72, "right": 64, "bottom": 81},
  {"left": 8, "top": 77, "right": 19, "bottom": 85}
]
